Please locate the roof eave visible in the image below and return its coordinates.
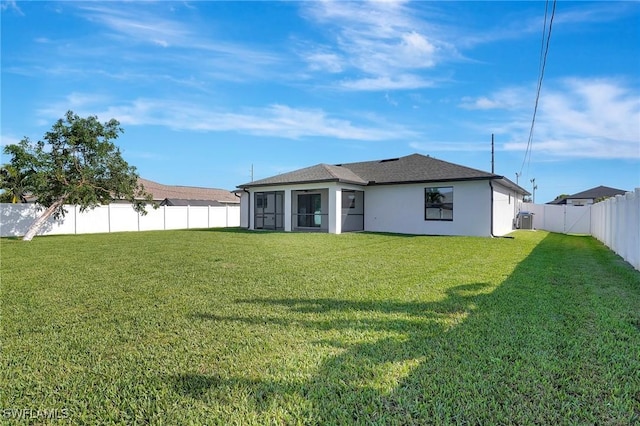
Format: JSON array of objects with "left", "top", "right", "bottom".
[
  {"left": 491, "top": 176, "right": 531, "bottom": 196},
  {"left": 367, "top": 176, "right": 498, "bottom": 186},
  {"left": 238, "top": 178, "right": 367, "bottom": 189}
]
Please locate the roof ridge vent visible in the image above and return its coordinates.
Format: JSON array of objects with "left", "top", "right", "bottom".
[{"left": 379, "top": 157, "right": 399, "bottom": 163}]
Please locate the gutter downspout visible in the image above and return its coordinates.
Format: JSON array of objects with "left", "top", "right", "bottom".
[{"left": 489, "top": 180, "right": 496, "bottom": 238}]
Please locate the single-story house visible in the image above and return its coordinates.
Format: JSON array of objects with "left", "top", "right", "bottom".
[
  {"left": 546, "top": 185, "right": 627, "bottom": 206},
  {"left": 236, "top": 153, "right": 529, "bottom": 237},
  {"left": 137, "top": 178, "right": 239, "bottom": 207}
]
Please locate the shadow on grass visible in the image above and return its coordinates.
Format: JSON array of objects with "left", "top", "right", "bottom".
[
  {"left": 175, "top": 233, "right": 640, "bottom": 424},
  {"left": 183, "top": 227, "right": 250, "bottom": 233}
]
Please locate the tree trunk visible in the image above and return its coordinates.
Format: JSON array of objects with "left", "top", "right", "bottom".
[{"left": 22, "top": 199, "right": 66, "bottom": 241}]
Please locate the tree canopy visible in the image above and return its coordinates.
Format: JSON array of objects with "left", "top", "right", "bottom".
[{"left": 1, "top": 111, "right": 154, "bottom": 240}]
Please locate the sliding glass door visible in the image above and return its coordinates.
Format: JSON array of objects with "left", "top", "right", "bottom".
[
  {"left": 297, "top": 193, "right": 322, "bottom": 228},
  {"left": 254, "top": 191, "right": 284, "bottom": 230}
]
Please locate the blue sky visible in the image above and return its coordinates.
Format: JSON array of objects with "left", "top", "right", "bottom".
[{"left": 2, "top": 0, "right": 639, "bottom": 204}]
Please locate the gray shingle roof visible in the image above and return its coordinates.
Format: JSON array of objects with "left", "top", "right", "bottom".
[
  {"left": 240, "top": 163, "right": 368, "bottom": 187},
  {"left": 548, "top": 185, "right": 627, "bottom": 204},
  {"left": 238, "top": 153, "right": 501, "bottom": 188},
  {"left": 139, "top": 178, "right": 239, "bottom": 204},
  {"left": 337, "top": 153, "right": 497, "bottom": 184},
  {"left": 567, "top": 185, "right": 627, "bottom": 199}
]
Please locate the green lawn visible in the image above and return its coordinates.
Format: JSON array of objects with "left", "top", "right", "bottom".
[{"left": 1, "top": 229, "right": 639, "bottom": 424}]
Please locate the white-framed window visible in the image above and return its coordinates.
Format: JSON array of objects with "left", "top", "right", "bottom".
[{"left": 425, "top": 187, "right": 453, "bottom": 221}]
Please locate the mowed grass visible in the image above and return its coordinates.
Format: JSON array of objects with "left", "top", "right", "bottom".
[{"left": 1, "top": 229, "right": 639, "bottom": 425}]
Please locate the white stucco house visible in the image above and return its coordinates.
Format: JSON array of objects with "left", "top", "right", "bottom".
[{"left": 236, "top": 154, "right": 529, "bottom": 237}]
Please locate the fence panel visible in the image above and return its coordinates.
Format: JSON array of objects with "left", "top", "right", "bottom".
[
  {"left": 164, "top": 206, "right": 189, "bottom": 230},
  {"left": 521, "top": 203, "right": 590, "bottom": 234},
  {"left": 524, "top": 191, "right": 639, "bottom": 271},
  {"left": 109, "top": 204, "right": 140, "bottom": 233},
  {"left": 188, "top": 206, "right": 209, "bottom": 229},
  {"left": 0, "top": 203, "right": 240, "bottom": 237},
  {"left": 564, "top": 205, "right": 591, "bottom": 234},
  {"left": 590, "top": 189, "right": 639, "bottom": 271},
  {"left": 139, "top": 207, "right": 165, "bottom": 231},
  {"left": 544, "top": 205, "right": 565, "bottom": 233},
  {"left": 227, "top": 206, "right": 241, "bottom": 227},
  {"left": 76, "top": 207, "right": 110, "bottom": 234}
]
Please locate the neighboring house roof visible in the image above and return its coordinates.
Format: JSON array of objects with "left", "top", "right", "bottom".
[
  {"left": 238, "top": 153, "right": 529, "bottom": 194},
  {"left": 547, "top": 185, "right": 627, "bottom": 204},
  {"left": 139, "top": 178, "right": 239, "bottom": 204},
  {"left": 159, "top": 198, "right": 233, "bottom": 207}
]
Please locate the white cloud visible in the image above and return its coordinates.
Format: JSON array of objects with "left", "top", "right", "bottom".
[
  {"left": 301, "top": 0, "right": 456, "bottom": 91},
  {"left": 0, "top": 134, "right": 22, "bottom": 148},
  {"left": 304, "top": 51, "right": 344, "bottom": 73},
  {"left": 36, "top": 95, "right": 418, "bottom": 142},
  {"left": 67, "top": 3, "right": 283, "bottom": 84},
  {"left": 1, "top": 0, "right": 23, "bottom": 14},
  {"left": 500, "top": 78, "right": 640, "bottom": 159},
  {"left": 459, "top": 87, "right": 529, "bottom": 110},
  {"left": 409, "top": 141, "right": 489, "bottom": 153},
  {"left": 78, "top": 4, "right": 190, "bottom": 48},
  {"left": 340, "top": 74, "right": 436, "bottom": 91}
]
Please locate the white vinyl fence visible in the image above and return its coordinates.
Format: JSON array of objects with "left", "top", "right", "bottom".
[
  {"left": 0, "top": 203, "right": 241, "bottom": 238},
  {"left": 590, "top": 189, "right": 640, "bottom": 271},
  {"left": 523, "top": 188, "right": 640, "bottom": 271},
  {"left": 521, "top": 203, "right": 592, "bottom": 235}
]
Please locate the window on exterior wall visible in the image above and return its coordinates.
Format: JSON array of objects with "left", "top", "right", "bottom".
[{"left": 425, "top": 187, "right": 453, "bottom": 221}]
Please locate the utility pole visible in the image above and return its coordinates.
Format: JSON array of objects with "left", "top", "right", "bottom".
[
  {"left": 530, "top": 178, "right": 537, "bottom": 204},
  {"left": 515, "top": 172, "right": 521, "bottom": 185},
  {"left": 491, "top": 134, "right": 495, "bottom": 174},
  {"left": 250, "top": 164, "right": 254, "bottom": 182}
]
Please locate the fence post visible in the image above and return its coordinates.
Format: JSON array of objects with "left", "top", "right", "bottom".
[{"left": 624, "top": 189, "right": 640, "bottom": 267}]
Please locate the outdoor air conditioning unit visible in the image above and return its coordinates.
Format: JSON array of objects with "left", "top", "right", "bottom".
[{"left": 516, "top": 212, "right": 534, "bottom": 230}]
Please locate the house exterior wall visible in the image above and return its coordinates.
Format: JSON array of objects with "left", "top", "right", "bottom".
[
  {"left": 244, "top": 183, "right": 341, "bottom": 231},
  {"left": 241, "top": 180, "right": 521, "bottom": 236},
  {"left": 239, "top": 191, "right": 249, "bottom": 228},
  {"left": 492, "top": 181, "right": 523, "bottom": 236},
  {"left": 567, "top": 198, "right": 593, "bottom": 206},
  {"left": 363, "top": 181, "right": 492, "bottom": 236}
]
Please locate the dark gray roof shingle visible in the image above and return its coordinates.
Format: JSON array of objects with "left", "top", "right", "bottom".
[
  {"left": 139, "top": 178, "right": 239, "bottom": 204},
  {"left": 239, "top": 163, "right": 367, "bottom": 187},
  {"left": 547, "top": 185, "right": 627, "bottom": 204},
  {"left": 337, "top": 153, "right": 497, "bottom": 184},
  {"left": 239, "top": 153, "right": 499, "bottom": 188}
]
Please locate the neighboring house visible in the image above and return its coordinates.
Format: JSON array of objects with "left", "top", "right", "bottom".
[
  {"left": 136, "top": 178, "right": 239, "bottom": 207},
  {"left": 547, "top": 185, "right": 627, "bottom": 206},
  {"left": 13, "top": 178, "right": 239, "bottom": 207},
  {"left": 236, "top": 153, "right": 529, "bottom": 237}
]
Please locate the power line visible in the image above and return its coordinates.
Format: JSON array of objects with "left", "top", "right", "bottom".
[{"left": 520, "top": 0, "right": 557, "bottom": 177}]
